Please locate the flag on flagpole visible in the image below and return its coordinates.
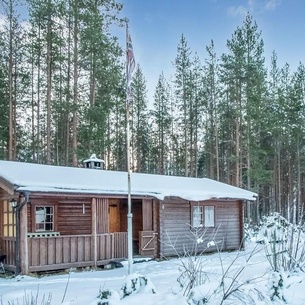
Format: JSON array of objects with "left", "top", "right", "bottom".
[{"left": 126, "top": 32, "right": 135, "bottom": 91}]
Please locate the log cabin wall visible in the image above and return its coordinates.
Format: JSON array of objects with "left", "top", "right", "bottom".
[
  {"left": 27, "top": 197, "right": 92, "bottom": 235},
  {"left": 159, "top": 198, "right": 242, "bottom": 257},
  {"left": 57, "top": 200, "right": 91, "bottom": 235},
  {"left": 215, "top": 201, "right": 242, "bottom": 248}
]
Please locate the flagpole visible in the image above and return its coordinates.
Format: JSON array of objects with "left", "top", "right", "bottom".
[{"left": 126, "top": 19, "right": 133, "bottom": 275}]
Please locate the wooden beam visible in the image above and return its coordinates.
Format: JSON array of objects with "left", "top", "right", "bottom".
[
  {"left": 0, "top": 179, "right": 14, "bottom": 195},
  {"left": 91, "top": 198, "right": 97, "bottom": 268},
  {"left": 20, "top": 203, "right": 28, "bottom": 274}
]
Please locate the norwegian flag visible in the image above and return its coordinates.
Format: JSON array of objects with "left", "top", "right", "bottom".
[{"left": 126, "top": 33, "right": 135, "bottom": 90}]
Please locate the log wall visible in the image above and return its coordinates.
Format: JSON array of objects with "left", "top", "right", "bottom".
[{"left": 159, "top": 199, "right": 242, "bottom": 257}]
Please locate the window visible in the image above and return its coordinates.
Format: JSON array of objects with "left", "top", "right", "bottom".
[
  {"left": 192, "top": 206, "right": 203, "bottom": 228},
  {"left": 2, "top": 200, "right": 15, "bottom": 237},
  {"left": 35, "top": 206, "right": 54, "bottom": 231},
  {"left": 204, "top": 206, "right": 215, "bottom": 227},
  {"left": 192, "top": 205, "right": 215, "bottom": 228}
]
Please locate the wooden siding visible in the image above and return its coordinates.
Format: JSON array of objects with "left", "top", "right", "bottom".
[
  {"left": 27, "top": 198, "right": 92, "bottom": 235},
  {"left": 159, "top": 199, "right": 242, "bottom": 257},
  {"left": 57, "top": 201, "right": 91, "bottom": 235},
  {"left": 96, "top": 198, "right": 109, "bottom": 234}
]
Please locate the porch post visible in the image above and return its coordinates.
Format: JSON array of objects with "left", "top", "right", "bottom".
[
  {"left": 20, "top": 202, "right": 28, "bottom": 274},
  {"left": 92, "top": 198, "right": 97, "bottom": 268},
  {"left": 13, "top": 192, "right": 29, "bottom": 275}
]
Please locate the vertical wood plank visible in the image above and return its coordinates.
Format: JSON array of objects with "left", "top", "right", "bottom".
[
  {"left": 71, "top": 237, "right": 77, "bottom": 262},
  {"left": 142, "top": 199, "right": 153, "bottom": 231},
  {"left": 47, "top": 238, "right": 55, "bottom": 265},
  {"left": 63, "top": 237, "right": 71, "bottom": 263},
  {"left": 77, "top": 237, "right": 83, "bottom": 261},
  {"left": 39, "top": 238, "right": 47, "bottom": 266},
  {"left": 92, "top": 198, "right": 97, "bottom": 267},
  {"left": 97, "top": 198, "right": 109, "bottom": 234},
  {"left": 27, "top": 238, "right": 32, "bottom": 266},
  {"left": 56, "top": 237, "right": 62, "bottom": 264}
]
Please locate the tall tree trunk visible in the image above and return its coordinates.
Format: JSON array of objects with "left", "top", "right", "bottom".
[
  {"left": 296, "top": 135, "right": 301, "bottom": 224},
  {"left": 46, "top": 0, "right": 52, "bottom": 164},
  {"left": 8, "top": 0, "right": 14, "bottom": 160},
  {"left": 72, "top": 0, "right": 78, "bottom": 166}
]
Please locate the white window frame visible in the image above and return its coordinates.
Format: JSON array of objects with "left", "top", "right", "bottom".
[
  {"left": 192, "top": 205, "right": 215, "bottom": 228},
  {"left": 35, "top": 206, "right": 54, "bottom": 232},
  {"left": 204, "top": 206, "right": 215, "bottom": 227},
  {"left": 192, "top": 206, "right": 203, "bottom": 228}
]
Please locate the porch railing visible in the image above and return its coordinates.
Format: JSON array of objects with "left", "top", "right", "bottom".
[
  {"left": 0, "top": 237, "right": 16, "bottom": 267},
  {"left": 1, "top": 233, "right": 128, "bottom": 273},
  {"left": 28, "top": 232, "right": 127, "bottom": 272}
]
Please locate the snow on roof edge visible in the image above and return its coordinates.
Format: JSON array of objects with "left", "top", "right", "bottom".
[{"left": 15, "top": 186, "right": 257, "bottom": 202}]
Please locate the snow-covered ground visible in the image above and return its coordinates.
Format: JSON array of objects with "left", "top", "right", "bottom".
[{"left": 1, "top": 243, "right": 305, "bottom": 305}]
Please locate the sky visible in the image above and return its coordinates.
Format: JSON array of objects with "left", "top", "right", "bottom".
[{"left": 113, "top": 0, "right": 305, "bottom": 103}]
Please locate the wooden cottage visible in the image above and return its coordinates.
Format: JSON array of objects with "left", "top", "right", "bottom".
[{"left": 0, "top": 160, "right": 257, "bottom": 275}]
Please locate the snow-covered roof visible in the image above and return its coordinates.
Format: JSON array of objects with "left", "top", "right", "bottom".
[{"left": 0, "top": 160, "right": 257, "bottom": 201}]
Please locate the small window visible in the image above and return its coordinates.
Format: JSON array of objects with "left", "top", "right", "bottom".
[
  {"left": 204, "top": 206, "right": 215, "bottom": 227},
  {"left": 192, "top": 206, "right": 203, "bottom": 228},
  {"left": 192, "top": 205, "right": 215, "bottom": 228},
  {"left": 2, "top": 200, "right": 16, "bottom": 237},
  {"left": 35, "top": 206, "right": 54, "bottom": 232}
]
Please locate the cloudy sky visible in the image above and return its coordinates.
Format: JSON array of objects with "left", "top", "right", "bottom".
[{"left": 115, "top": 0, "right": 305, "bottom": 102}]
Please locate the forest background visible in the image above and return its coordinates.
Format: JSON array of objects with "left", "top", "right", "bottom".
[{"left": 0, "top": 0, "right": 304, "bottom": 225}]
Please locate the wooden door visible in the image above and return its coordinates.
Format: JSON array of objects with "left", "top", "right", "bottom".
[{"left": 109, "top": 203, "right": 120, "bottom": 233}]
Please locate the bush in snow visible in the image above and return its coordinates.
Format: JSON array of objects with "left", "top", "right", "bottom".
[
  {"left": 162, "top": 226, "right": 220, "bottom": 297},
  {"left": 119, "top": 273, "right": 156, "bottom": 299},
  {"left": 243, "top": 222, "right": 260, "bottom": 241},
  {"left": 2, "top": 291, "right": 52, "bottom": 305},
  {"left": 186, "top": 242, "right": 270, "bottom": 305},
  {"left": 255, "top": 213, "right": 305, "bottom": 273},
  {"left": 268, "top": 270, "right": 287, "bottom": 303},
  {"left": 92, "top": 273, "right": 156, "bottom": 304},
  {"left": 95, "top": 289, "right": 120, "bottom": 305},
  {"left": 188, "top": 281, "right": 273, "bottom": 305},
  {"left": 177, "top": 251, "right": 209, "bottom": 298}
]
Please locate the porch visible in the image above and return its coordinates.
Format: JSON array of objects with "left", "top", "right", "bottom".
[{"left": 1, "top": 232, "right": 127, "bottom": 273}]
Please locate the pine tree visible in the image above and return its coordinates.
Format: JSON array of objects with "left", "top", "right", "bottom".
[
  {"left": 174, "top": 34, "right": 193, "bottom": 176},
  {"left": 220, "top": 14, "right": 267, "bottom": 198},
  {"left": 130, "top": 64, "right": 150, "bottom": 173},
  {"left": 151, "top": 72, "right": 172, "bottom": 174},
  {"left": 1, "top": 0, "right": 29, "bottom": 161},
  {"left": 203, "top": 40, "right": 220, "bottom": 180}
]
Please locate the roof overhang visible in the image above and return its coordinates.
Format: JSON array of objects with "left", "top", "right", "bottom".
[{"left": 0, "top": 178, "right": 15, "bottom": 195}]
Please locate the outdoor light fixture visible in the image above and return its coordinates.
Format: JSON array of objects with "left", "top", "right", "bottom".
[{"left": 9, "top": 198, "right": 18, "bottom": 208}]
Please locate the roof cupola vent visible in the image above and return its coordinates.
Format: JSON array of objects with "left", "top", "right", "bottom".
[{"left": 83, "top": 154, "right": 105, "bottom": 170}]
